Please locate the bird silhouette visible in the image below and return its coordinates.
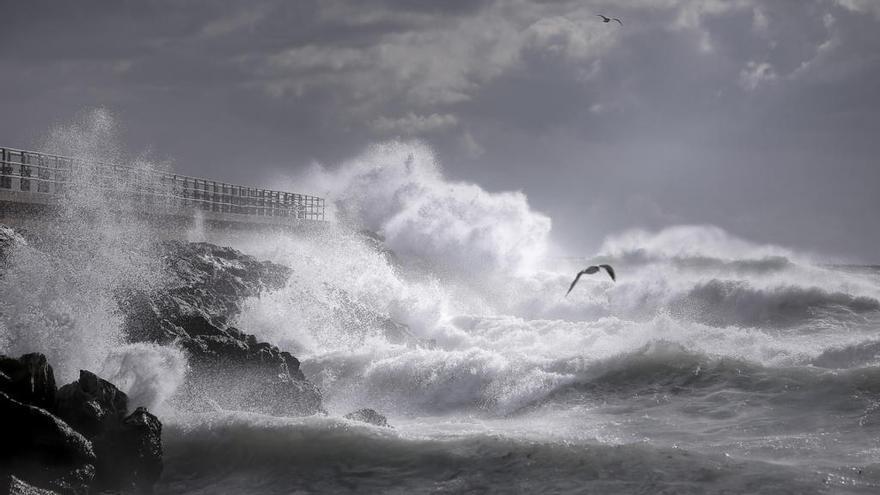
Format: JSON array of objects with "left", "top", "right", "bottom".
[
  {"left": 597, "top": 14, "right": 623, "bottom": 25},
  {"left": 565, "top": 264, "right": 616, "bottom": 296}
]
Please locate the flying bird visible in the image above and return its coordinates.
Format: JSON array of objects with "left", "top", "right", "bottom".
[
  {"left": 565, "top": 264, "right": 616, "bottom": 296},
  {"left": 596, "top": 14, "right": 623, "bottom": 25}
]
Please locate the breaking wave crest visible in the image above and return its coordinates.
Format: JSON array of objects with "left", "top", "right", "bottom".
[{"left": 291, "top": 141, "right": 552, "bottom": 276}]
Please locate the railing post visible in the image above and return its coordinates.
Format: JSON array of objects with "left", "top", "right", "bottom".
[
  {"left": 0, "top": 148, "right": 10, "bottom": 190},
  {"left": 19, "top": 151, "right": 31, "bottom": 192}
]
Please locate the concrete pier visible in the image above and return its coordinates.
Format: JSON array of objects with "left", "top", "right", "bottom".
[{"left": 0, "top": 146, "right": 325, "bottom": 231}]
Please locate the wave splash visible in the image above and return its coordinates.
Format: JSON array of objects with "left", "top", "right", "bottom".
[
  {"left": 0, "top": 110, "right": 186, "bottom": 397},
  {"left": 295, "top": 141, "right": 551, "bottom": 277},
  {"left": 229, "top": 144, "right": 880, "bottom": 426}
]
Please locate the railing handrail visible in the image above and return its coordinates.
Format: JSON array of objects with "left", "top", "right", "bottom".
[
  {"left": 0, "top": 145, "right": 319, "bottom": 200},
  {"left": 0, "top": 145, "right": 325, "bottom": 222}
]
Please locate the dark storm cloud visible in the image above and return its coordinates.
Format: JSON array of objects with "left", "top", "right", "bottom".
[{"left": 1, "top": 0, "right": 879, "bottom": 260}]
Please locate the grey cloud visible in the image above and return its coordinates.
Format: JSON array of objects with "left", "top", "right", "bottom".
[
  {"left": 835, "top": 0, "right": 880, "bottom": 17},
  {"left": 1, "top": 0, "right": 879, "bottom": 260}
]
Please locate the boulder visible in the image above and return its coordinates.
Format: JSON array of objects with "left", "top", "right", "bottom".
[
  {"left": 0, "top": 353, "right": 57, "bottom": 410},
  {"left": 280, "top": 351, "right": 305, "bottom": 382},
  {"left": 344, "top": 408, "right": 391, "bottom": 428},
  {"left": 55, "top": 370, "right": 128, "bottom": 438},
  {"left": 115, "top": 240, "right": 323, "bottom": 416},
  {"left": 0, "top": 392, "right": 95, "bottom": 494},
  {"left": 53, "top": 370, "right": 165, "bottom": 493},
  {"left": 3, "top": 475, "right": 60, "bottom": 495},
  {"left": 117, "top": 240, "right": 291, "bottom": 346},
  {"left": 94, "top": 407, "right": 162, "bottom": 494}
]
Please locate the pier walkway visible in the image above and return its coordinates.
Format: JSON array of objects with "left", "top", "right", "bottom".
[{"left": 0, "top": 146, "right": 325, "bottom": 228}]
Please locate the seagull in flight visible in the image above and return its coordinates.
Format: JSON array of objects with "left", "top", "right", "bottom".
[
  {"left": 597, "top": 14, "right": 623, "bottom": 25},
  {"left": 565, "top": 264, "right": 616, "bottom": 296}
]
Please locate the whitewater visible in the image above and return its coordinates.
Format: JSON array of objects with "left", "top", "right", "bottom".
[{"left": 3, "top": 115, "right": 880, "bottom": 493}]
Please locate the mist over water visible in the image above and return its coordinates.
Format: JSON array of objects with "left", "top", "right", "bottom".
[{"left": 3, "top": 112, "right": 880, "bottom": 492}]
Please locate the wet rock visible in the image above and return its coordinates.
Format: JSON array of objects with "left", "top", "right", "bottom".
[
  {"left": 55, "top": 370, "right": 127, "bottom": 438},
  {"left": 52, "top": 370, "right": 164, "bottom": 493},
  {"left": 344, "top": 408, "right": 391, "bottom": 428},
  {"left": 94, "top": 407, "right": 163, "bottom": 494},
  {"left": 0, "top": 392, "right": 96, "bottom": 494},
  {"left": 116, "top": 240, "right": 323, "bottom": 416},
  {"left": 118, "top": 240, "right": 291, "bottom": 346},
  {"left": 185, "top": 346, "right": 323, "bottom": 416},
  {"left": 0, "top": 353, "right": 57, "bottom": 410},
  {"left": 44, "top": 465, "right": 95, "bottom": 495},
  {"left": 280, "top": 351, "right": 305, "bottom": 382},
  {"left": 3, "top": 475, "right": 60, "bottom": 495}
]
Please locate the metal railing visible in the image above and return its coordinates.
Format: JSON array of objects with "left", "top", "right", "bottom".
[{"left": 0, "top": 146, "right": 325, "bottom": 221}]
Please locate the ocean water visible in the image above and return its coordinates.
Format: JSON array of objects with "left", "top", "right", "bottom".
[{"left": 2, "top": 116, "right": 880, "bottom": 493}]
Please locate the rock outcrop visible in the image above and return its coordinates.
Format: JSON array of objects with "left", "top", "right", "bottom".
[
  {"left": 0, "top": 353, "right": 163, "bottom": 495},
  {"left": 0, "top": 353, "right": 57, "bottom": 411},
  {"left": 344, "top": 408, "right": 391, "bottom": 428},
  {"left": 3, "top": 475, "right": 62, "bottom": 495},
  {"left": 94, "top": 407, "right": 163, "bottom": 494},
  {"left": 120, "top": 241, "right": 291, "bottom": 344},
  {"left": 117, "top": 240, "right": 323, "bottom": 416},
  {"left": 54, "top": 369, "right": 163, "bottom": 493},
  {"left": 55, "top": 370, "right": 128, "bottom": 438},
  {"left": 0, "top": 391, "right": 96, "bottom": 494}
]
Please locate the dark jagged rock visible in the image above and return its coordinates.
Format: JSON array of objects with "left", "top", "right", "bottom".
[
  {"left": 53, "top": 370, "right": 164, "bottom": 493},
  {"left": 344, "top": 408, "right": 391, "bottom": 428},
  {"left": 0, "top": 353, "right": 57, "bottom": 411},
  {"left": 3, "top": 475, "right": 61, "bottom": 495},
  {"left": 280, "top": 351, "right": 305, "bottom": 382},
  {"left": 181, "top": 331, "right": 323, "bottom": 416},
  {"left": 116, "top": 240, "right": 323, "bottom": 416},
  {"left": 119, "top": 240, "right": 291, "bottom": 345},
  {"left": 94, "top": 407, "right": 162, "bottom": 494},
  {"left": 0, "top": 392, "right": 96, "bottom": 494},
  {"left": 55, "top": 370, "right": 128, "bottom": 439}
]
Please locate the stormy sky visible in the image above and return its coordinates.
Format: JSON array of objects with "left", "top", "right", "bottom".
[{"left": 1, "top": 0, "right": 879, "bottom": 261}]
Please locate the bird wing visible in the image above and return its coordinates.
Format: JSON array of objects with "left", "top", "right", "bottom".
[
  {"left": 596, "top": 14, "right": 609, "bottom": 21},
  {"left": 565, "top": 271, "right": 585, "bottom": 296},
  {"left": 599, "top": 264, "right": 616, "bottom": 281},
  {"left": 614, "top": 18, "right": 622, "bottom": 25}
]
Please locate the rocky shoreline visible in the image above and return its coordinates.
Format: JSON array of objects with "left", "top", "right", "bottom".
[
  {"left": 117, "top": 240, "right": 323, "bottom": 416},
  {"left": 1, "top": 226, "right": 390, "bottom": 494},
  {"left": 1, "top": 354, "right": 161, "bottom": 494}
]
